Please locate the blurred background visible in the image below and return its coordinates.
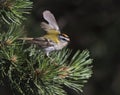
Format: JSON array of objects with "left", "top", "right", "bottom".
[{"left": 26, "top": 0, "right": 120, "bottom": 95}]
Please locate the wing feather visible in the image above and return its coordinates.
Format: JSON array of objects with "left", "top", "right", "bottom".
[
  {"left": 32, "top": 37, "right": 54, "bottom": 48},
  {"left": 42, "top": 10, "right": 60, "bottom": 32}
]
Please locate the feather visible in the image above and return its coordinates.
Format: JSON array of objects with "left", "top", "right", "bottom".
[
  {"left": 43, "top": 10, "right": 60, "bottom": 32},
  {"left": 18, "top": 38, "right": 33, "bottom": 40},
  {"left": 18, "top": 37, "right": 54, "bottom": 48},
  {"left": 31, "top": 37, "right": 54, "bottom": 48},
  {"left": 40, "top": 22, "right": 52, "bottom": 32}
]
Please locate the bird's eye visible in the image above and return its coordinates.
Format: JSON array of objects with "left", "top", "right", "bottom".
[{"left": 59, "top": 35, "right": 70, "bottom": 42}]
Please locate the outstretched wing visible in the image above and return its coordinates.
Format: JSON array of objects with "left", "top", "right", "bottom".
[{"left": 41, "top": 10, "right": 60, "bottom": 33}]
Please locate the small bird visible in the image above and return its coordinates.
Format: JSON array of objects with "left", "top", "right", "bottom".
[{"left": 19, "top": 10, "right": 70, "bottom": 56}]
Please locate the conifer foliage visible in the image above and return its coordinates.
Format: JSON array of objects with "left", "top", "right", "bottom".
[{"left": 0, "top": 0, "right": 93, "bottom": 95}]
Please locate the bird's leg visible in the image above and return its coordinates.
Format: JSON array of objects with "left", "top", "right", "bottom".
[
  {"left": 46, "top": 52, "right": 54, "bottom": 61},
  {"left": 45, "top": 52, "right": 58, "bottom": 65}
]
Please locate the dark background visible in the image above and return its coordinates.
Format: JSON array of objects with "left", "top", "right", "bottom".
[{"left": 26, "top": 0, "right": 120, "bottom": 95}]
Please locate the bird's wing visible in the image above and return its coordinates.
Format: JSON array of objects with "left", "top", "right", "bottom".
[
  {"left": 18, "top": 37, "right": 54, "bottom": 48},
  {"left": 31, "top": 37, "right": 54, "bottom": 48},
  {"left": 40, "top": 22, "right": 53, "bottom": 32},
  {"left": 41, "top": 10, "right": 60, "bottom": 33}
]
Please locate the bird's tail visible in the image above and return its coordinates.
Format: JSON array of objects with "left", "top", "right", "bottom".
[{"left": 18, "top": 37, "right": 33, "bottom": 41}]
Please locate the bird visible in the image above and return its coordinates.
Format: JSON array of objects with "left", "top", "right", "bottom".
[{"left": 19, "top": 10, "right": 70, "bottom": 56}]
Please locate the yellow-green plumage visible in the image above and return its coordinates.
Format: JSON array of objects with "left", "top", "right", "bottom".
[{"left": 44, "top": 29, "right": 60, "bottom": 43}]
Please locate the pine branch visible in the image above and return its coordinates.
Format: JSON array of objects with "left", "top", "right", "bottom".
[
  {"left": 0, "top": 1, "right": 93, "bottom": 95},
  {"left": 0, "top": 0, "right": 32, "bottom": 24},
  {"left": 0, "top": 24, "right": 93, "bottom": 94}
]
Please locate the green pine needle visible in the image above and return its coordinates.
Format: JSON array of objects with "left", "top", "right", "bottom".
[{"left": 0, "top": 0, "right": 33, "bottom": 24}]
